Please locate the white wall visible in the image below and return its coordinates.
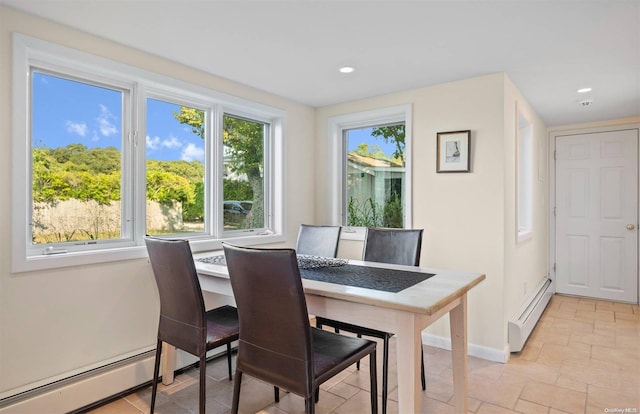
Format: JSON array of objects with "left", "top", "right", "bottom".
[
  {"left": 0, "top": 6, "right": 315, "bottom": 404},
  {"left": 316, "top": 74, "right": 547, "bottom": 359}
]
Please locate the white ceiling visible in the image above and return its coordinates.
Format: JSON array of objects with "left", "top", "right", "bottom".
[{"left": 2, "top": 0, "right": 639, "bottom": 127}]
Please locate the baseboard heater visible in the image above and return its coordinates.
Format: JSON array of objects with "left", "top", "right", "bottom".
[{"left": 508, "top": 277, "right": 553, "bottom": 352}]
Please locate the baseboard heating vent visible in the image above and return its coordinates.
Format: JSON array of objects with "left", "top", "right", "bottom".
[{"left": 508, "top": 277, "right": 553, "bottom": 352}]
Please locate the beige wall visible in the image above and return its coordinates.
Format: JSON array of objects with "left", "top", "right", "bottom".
[
  {"left": 317, "top": 73, "right": 549, "bottom": 355},
  {"left": 502, "top": 77, "right": 549, "bottom": 337},
  {"left": 0, "top": 6, "right": 315, "bottom": 398}
]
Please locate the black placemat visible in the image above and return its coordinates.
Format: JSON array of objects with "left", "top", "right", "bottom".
[
  {"left": 197, "top": 254, "right": 348, "bottom": 269},
  {"left": 197, "top": 254, "right": 433, "bottom": 293},
  {"left": 300, "top": 264, "right": 433, "bottom": 293}
]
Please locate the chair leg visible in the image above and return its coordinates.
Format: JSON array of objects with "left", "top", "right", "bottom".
[
  {"left": 231, "top": 370, "right": 243, "bottom": 414},
  {"left": 226, "top": 342, "right": 233, "bottom": 381},
  {"left": 382, "top": 334, "right": 390, "bottom": 414},
  {"left": 369, "top": 349, "right": 378, "bottom": 414},
  {"left": 356, "top": 333, "right": 362, "bottom": 370},
  {"left": 421, "top": 348, "right": 426, "bottom": 391},
  {"left": 305, "top": 396, "right": 315, "bottom": 414},
  {"left": 150, "top": 339, "right": 162, "bottom": 414},
  {"left": 274, "top": 386, "right": 280, "bottom": 403},
  {"left": 200, "top": 352, "right": 207, "bottom": 414},
  {"left": 199, "top": 354, "right": 206, "bottom": 414}
]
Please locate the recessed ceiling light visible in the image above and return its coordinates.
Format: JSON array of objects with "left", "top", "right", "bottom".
[
  {"left": 339, "top": 66, "right": 355, "bottom": 74},
  {"left": 577, "top": 87, "right": 592, "bottom": 93}
]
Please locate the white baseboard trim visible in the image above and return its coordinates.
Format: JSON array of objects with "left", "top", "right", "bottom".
[
  {"left": 421, "top": 332, "right": 509, "bottom": 363},
  {"left": 0, "top": 349, "right": 203, "bottom": 414}
]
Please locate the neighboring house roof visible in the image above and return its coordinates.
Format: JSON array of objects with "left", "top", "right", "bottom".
[{"left": 347, "top": 152, "right": 403, "bottom": 168}]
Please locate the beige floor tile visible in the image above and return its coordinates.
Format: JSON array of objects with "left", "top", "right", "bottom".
[
  {"left": 520, "top": 381, "right": 586, "bottom": 413},
  {"left": 536, "top": 342, "right": 592, "bottom": 367},
  {"left": 86, "top": 295, "right": 639, "bottom": 414},
  {"left": 514, "top": 398, "right": 549, "bottom": 414},
  {"left": 587, "top": 384, "right": 640, "bottom": 412},
  {"left": 467, "top": 378, "right": 522, "bottom": 410},
  {"left": 332, "top": 390, "right": 374, "bottom": 414},
  {"left": 613, "top": 302, "right": 635, "bottom": 313},
  {"left": 475, "top": 402, "right": 520, "bottom": 414},
  {"left": 569, "top": 331, "right": 616, "bottom": 348},
  {"left": 87, "top": 398, "right": 143, "bottom": 413},
  {"left": 276, "top": 390, "right": 346, "bottom": 414}
]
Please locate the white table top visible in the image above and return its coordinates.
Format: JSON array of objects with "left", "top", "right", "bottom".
[{"left": 193, "top": 250, "right": 486, "bottom": 316}]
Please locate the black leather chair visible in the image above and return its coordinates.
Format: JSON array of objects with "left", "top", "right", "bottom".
[
  {"left": 223, "top": 243, "right": 378, "bottom": 414},
  {"left": 296, "top": 224, "right": 342, "bottom": 257},
  {"left": 145, "top": 237, "right": 240, "bottom": 414},
  {"left": 315, "top": 227, "right": 425, "bottom": 414}
]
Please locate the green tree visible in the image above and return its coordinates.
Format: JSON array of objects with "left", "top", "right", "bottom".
[
  {"left": 371, "top": 124, "right": 405, "bottom": 163},
  {"left": 174, "top": 108, "right": 265, "bottom": 229}
]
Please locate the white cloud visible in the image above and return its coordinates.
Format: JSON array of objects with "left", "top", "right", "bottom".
[
  {"left": 66, "top": 121, "right": 88, "bottom": 136},
  {"left": 146, "top": 135, "right": 184, "bottom": 151},
  {"left": 161, "top": 136, "right": 182, "bottom": 149},
  {"left": 181, "top": 143, "right": 204, "bottom": 162},
  {"left": 146, "top": 135, "right": 160, "bottom": 150},
  {"left": 96, "top": 104, "right": 118, "bottom": 136}
]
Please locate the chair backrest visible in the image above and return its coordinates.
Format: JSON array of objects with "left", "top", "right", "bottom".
[
  {"left": 295, "top": 224, "right": 342, "bottom": 258},
  {"left": 145, "top": 236, "right": 207, "bottom": 356},
  {"left": 363, "top": 227, "right": 423, "bottom": 266},
  {"left": 223, "top": 243, "right": 313, "bottom": 396}
]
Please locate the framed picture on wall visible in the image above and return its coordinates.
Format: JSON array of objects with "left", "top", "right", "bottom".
[{"left": 436, "top": 130, "right": 471, "bottom": 173}]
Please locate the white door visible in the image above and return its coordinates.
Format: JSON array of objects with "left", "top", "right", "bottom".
[{"left": 555, "top": 129, "right": 638, "bottom": 303}]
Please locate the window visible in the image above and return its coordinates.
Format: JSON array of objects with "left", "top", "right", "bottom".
[
  {"left": 222, "top": 114, "right": 267, "bottom": 232},
  {"left": 328, "top": 105, "right": 412, "bottom": 239},
  {"left": 12, "top": 34, "right": 284, "bottom": 272},
  {"left": 145, "top": 98, "right": 206, "bottom": 236},
  {"left": 517, "top": 108, "right": 533, "bottom": 243},
  {"left": 31, "top": 71, "right": 129, "bottom": 246}
]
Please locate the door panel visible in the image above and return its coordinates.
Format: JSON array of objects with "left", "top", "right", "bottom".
[{"left": 556, "top": 129, "right": 638, "bottom": 302}]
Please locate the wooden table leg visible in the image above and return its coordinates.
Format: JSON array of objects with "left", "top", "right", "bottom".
[
  {"left": 161, "top": 342, "right": 176, "bottom": 385},
  {"left": 395, "top": 312, "right": 422, "bottom": 414},
  {"left": 449, "top": 294, "right": 468, "bottom": 414}
]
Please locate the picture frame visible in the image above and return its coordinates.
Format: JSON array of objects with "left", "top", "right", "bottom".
[{"left": 436, "top": 130, "right": 471, "bottom": 173}]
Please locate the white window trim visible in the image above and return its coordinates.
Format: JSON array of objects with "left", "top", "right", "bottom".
[
  {"left": 327, "top": 104, "right": 412, "bottom": 240},
  {"left": 12, "top": 33, "right": 285, "bottom": 273},
  {"left": 516, "top": 105, "right": 533, "bottom": 244}
]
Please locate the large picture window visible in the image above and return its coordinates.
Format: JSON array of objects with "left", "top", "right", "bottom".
[
  {"left": 13, "top": 34, "right": 283, "bottom": 271},
  {"left": 328, "top": 105, "right": 412, "bottom": 238}
]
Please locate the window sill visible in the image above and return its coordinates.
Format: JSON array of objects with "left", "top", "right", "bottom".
[
  {"left": 517, "top": 230, "right": 533, "bottom": 244},
  {"left": 13, "top": 233, "right": 285, "bottom": 273}
]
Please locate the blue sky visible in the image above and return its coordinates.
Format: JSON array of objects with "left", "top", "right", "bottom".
[
  {"left": 32, "top": 71, "right": 395, "bottom": 162},
  {"left": 347, "top": 128, "right": 397, "bottom": 157},
  {"left": 32, "top": 72, "right": 203, "bottom": 162}
]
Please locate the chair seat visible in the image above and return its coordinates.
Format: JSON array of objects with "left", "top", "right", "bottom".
[
  {"left": 311, "top": 328, "right": 376, "bottom": 384},
  {"left": 205, "top": 305, "right": 240, "bottom": 349}
]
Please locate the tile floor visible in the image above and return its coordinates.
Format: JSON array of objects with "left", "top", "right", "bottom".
[{"left": 86, "top": 295, "right": 639, "bottom": 414}]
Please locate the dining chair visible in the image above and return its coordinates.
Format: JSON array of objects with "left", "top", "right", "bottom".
[
  {"left": 223, "top": 243, "right": 378, "bottom": 414},
  {"left": 145, "top": 237, "right": 240, "bottom": 414},
  {"left": 315, "top": 227, "right": 425, "bottom": 414},
  {"left": 295, "top": 224, "right": 342, "bottom": 257}
]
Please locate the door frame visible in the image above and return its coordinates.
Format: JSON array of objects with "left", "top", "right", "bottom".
[{"left": 549, "top": 122, "right": 640, "bottom": 304}]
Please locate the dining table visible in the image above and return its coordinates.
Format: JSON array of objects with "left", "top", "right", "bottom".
[{"left": 160, "top": 251, "right": 485, "bottom": 414}]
